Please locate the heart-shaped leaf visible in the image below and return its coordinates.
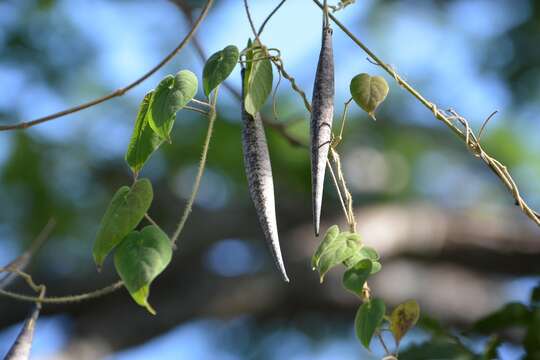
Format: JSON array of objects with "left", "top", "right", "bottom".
[
  {"left": 125, "top": 91, "right": 164, "bottom": 175},
  {"left": 343, "top": 259, "right": 372, "bottom": 295},
  {"left": 350, "top": 73, "right": 389, "bottom": 120},
  {"left": 149, "top": 70, "right": 198, "bottom": 140},
  {"left": 312, "top": 225, "right": 363, "bottom": 282},
  {"left": 243, "top": 42, "right": 273, "bottom": 116},
  {"left": 93, "top": 178, "right": 153, "bottom": 268},
  {"left": 203, "top": 45, "right": 239, "bottom": 96},
  {"left": 114, "top": 225, "right": 172, "bottom": 314},
  {"left": 355, "top": 298, "right": 386, "bottom": 349},
  {"left": 390, "top": 300, "right": 420, "bottom": 346}
]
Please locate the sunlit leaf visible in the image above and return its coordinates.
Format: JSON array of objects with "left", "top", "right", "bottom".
[
  {"left": 243, "top": 42, "right": 273, "bottom": 116},
  {"left": 93, "top": 179, "right": 153, "bottom": 268},
  {"left": 390, "top": 300, "right": 420, "bottom": 346},
  {"left": 203, "top": 45, "right": 239, "bottom": 96},
  {"left": 125, "top": 91, "right": 163, "bottom": 175},
  {"left": 312, "top": 225, "right": 363, "bottom": 282},
  {"left": 149, "top": 70, "right": 198, "bottom": 140},
  {"left": 350, "top": 73, "right": 389, "bottom": 120},
  {"left": 355, "top": 298, "right": 386, "bottom": 349},
  {"left": 114, "top": 225, "right": 172, "bottom": 314}
]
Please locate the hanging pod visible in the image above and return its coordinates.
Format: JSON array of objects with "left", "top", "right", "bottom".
[
  {"left": 310, "top": 16, "right": 335, "bottom": 236},
  {"left": 240, "top": 69, "right": 289, "bottom": 282}
]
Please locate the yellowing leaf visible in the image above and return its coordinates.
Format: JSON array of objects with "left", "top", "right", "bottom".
[{"left": 390, "top": 300, "right": 420, "bottom": 346}]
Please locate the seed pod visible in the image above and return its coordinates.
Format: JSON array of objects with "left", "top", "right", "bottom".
[
  {"left": 5, "top": 302, "right": 41, "bottom": 360},
  {"left": 310, "top": 25, "right": 335, "bottom": 236},
  {"left": 241, "top": 69, "right": 289, "bottom": 282}
]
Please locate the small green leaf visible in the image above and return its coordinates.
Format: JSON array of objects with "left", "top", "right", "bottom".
[
  {"left": 343, "top": 243, "right": 380, "bottom": 270},
  {"left": 203, "top": 45, "right": 239, "bottom": 96},
  {"left": 312, "top": 225, "right": 340, "bottom": 269},
  {"left": 93, "top": 178, "right": 153, "bottom": 268},
  {"left": 125, "top": 91, "right": 164, "bottom": 175},
  {"left": 359, "top": 246, "right": 379, "bottom": 260},
  {"left": 350, "top": 73, "right": 389, "bottom": 120},
  {"left": 343, "top": 259, "right": 372, "bottom": 295},
  {"left": 370, "top": 261, "right": 382, "bottom": 274},
  {"left": 149, "top": 70, "right": 198, "bottom": 140},
  {"left": 114, "top": 225, "right": 172, "bottom": 314},
  {"left": 355, "top": 298, "right": 386, "bottom": 349},
  {"left": 312, "top": 226, "right": 362, "bottom": 282},
  {"left": 390, "top": 300, "right": 420, "bottom": 346},
  {"left": 243, "top": 42, "right": 273, "bottom": 116}
]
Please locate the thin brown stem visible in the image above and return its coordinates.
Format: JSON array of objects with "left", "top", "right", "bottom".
[
  {"left": 257, "top": 0, "right": 288, "bottom": 37},
  {"left": 0, "top": 0, "right": 214, "bottom": 132},
  {"left": 0, "top": 219, "right": 56, "bottom": 289}
]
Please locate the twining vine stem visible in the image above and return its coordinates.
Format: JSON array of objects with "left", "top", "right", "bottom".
[
  {"left": 171, "top": 87, "right": 219, "bottom": 246},
  {"left": 311, "top": 0, "right": 540, "bottom": 227},
  {"left": 0, "top": 0, "right": 214, "bottom": 132}
]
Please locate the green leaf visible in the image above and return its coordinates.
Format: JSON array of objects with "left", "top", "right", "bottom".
[
  {"left": 312, "top": 226, "right": 362, "bottom": 282},
  {"left": 350, "top": 73, "right": 389, "bottom": 120},
  {"left": 355, "top": 298, "right": 386, "bottom": 349},
  {"left": 370, "top": 261, "right": 382, "bottom": 274},
  {"left": 312, "top": 225, "right": 340, "bottom": 269},
  {"left": 125, "top": 91, "right": 163, "bottom": 175},
  {"left": 114, "top": 225, "right": 172, "bottom": 314},
  {"left": 390, "top": 300, "right": 420, "bottom": 346},
  {"left": 149, "top": 70, "right": 198, "bottom": 140},
  {"left": 343, "top": 259, "right": 372, "bottom": 295},
  {"left": 359, "top": 246, "right": 379, "bottom": 260},
  {"left": 243, "top": 43, "right": 273, "bottom": 116},
  {"left": 471, "top": 302, "right": 531, "bottom": 333},
  {"left": 93, "top": 178, "right": 153, "bottom": 268},
  {"left": 203, "top": 45, "right": 239, "bottom": 96}
]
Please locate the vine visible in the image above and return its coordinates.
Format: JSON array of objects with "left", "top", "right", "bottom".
[{"left": 0, "top": 0, "right": 538, "bottom": 358}]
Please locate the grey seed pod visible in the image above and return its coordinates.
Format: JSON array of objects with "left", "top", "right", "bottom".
[
  {"left": 4, "top": 302, "right": 41, "bottom": 360},
  {"left": 241, "top": 70, "right": 289, "bottom": 282},
  {"left": 310, "top": 26, "right": 335, "bottom": 236}
]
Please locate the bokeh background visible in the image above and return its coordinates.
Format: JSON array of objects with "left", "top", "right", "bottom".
[{"left": 1, "top": 0, "right": 540, "bottom": 359}]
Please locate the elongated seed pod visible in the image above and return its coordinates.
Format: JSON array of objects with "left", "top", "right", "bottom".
[
  {"left": 310, "top": 25, "right": 335, "bottom": 236},
  {"left": 5, "top": 302, "right": 41, "bottom": 360},
  {"left": 241, "top": 70, "right": 289, "bottom": 282}
]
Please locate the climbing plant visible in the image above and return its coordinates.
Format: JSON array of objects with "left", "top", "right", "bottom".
[{"left": 1, "top": 0, "right": 539, "bottom": 359}]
